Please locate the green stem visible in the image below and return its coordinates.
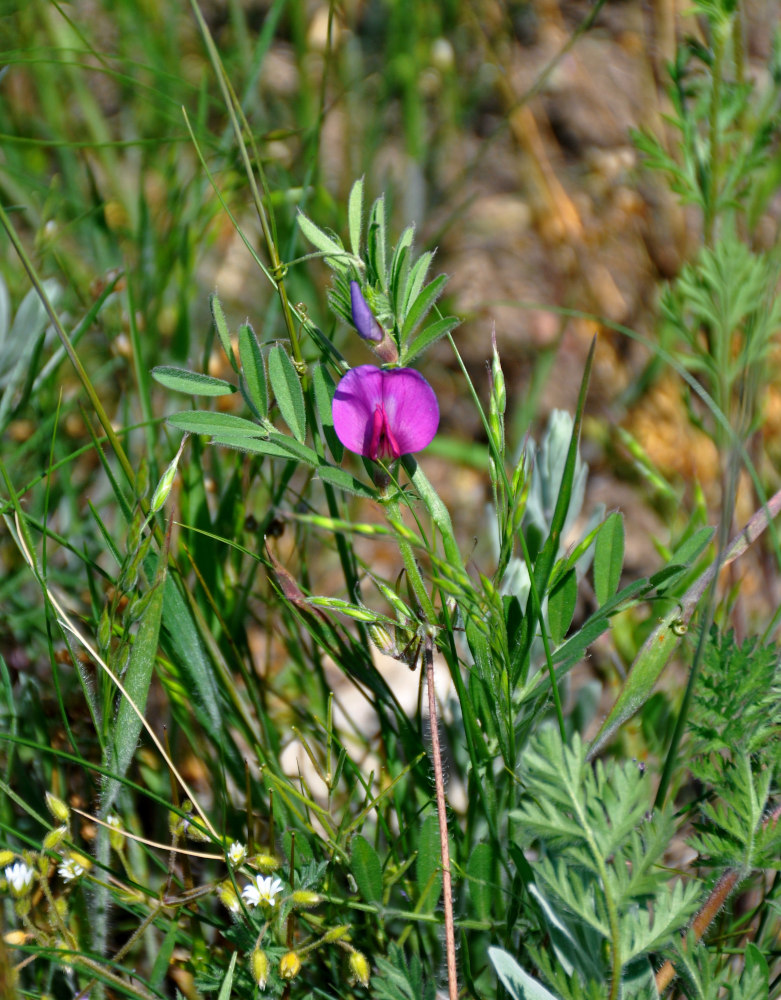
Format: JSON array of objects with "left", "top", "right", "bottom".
[
  {"left": 705, "top": 18, "right": 727, "bottom": 247},
  {"left": 516, "top": 529, "right": 566, "bottom": 740}
]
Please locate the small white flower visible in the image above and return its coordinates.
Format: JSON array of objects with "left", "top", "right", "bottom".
[
  {"left": 5, "top": 862, "right": 35, "bottom": 896},
  {"left": 58, "top": 857, "right": 86, "bottom": 883},
  {"left": 228, "top": 841, "right": 247, "bottom": 867},
  {"left": 241, "top": 875, "right": 284, "bottom": 908}
]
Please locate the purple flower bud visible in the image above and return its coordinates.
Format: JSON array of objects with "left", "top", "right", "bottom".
[
  {"left": 349, "top": 281, "right": 383, "bottom": 343},
  {"left": 332, "top": 365, "right": 439, "bottom": 461}
]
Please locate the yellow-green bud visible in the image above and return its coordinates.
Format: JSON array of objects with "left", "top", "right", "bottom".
[
  {"left": 291, "top": 889, "right": 321, "bottom": 909},
  {"left": 251, "top": 852, "right": 281, "bottom": 873},
  {"left": 279, "top": 951, "right": 301, "bottom": 980},
  {"left": 0, "top": 850, "right": 15, "bottom": 868},
  {"left": 45, "top": 792, "right": 70, "bottom": 824},
  {"left": 43, "top": 825, "right": 68, "bottom": 850},
  {"left": 348, "top": 949, "right": 371, "bottom": 988},
  {"left": 150, "top": 439, "right": 185, "bottom": 513},
  {"left": 251, "top": 948, "right": 270, "bottom": 989},
  {"left": 322, "top": 924, "right": 351, "bottom": 943}
]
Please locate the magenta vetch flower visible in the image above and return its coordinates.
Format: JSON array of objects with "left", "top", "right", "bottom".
[
  {"left": 332, "top": 365, "right": 439, "bottom": 461},
  {"left": 349, "top": 281, "right": 383, "bottom": 342}
]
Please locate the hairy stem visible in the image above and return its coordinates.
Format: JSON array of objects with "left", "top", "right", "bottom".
[{"left": 425, "top": 638, "right": 458, "bottom": 1000}]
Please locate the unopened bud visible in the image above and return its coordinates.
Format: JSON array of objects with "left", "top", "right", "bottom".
[
  {"left": 251, "top": 948, "right": 270, "bottom": 988},
  {"left": 350, "top": 282, "right": 383, "bottom": 343},
  {"left": 367, "top": 623, "right": 396, "bottom": 656},
  {"left": 348, "top": 949, "right": 371, "bottom": 987},
  {"left": 43, "top": 826, "right": 68, "bottom": 850},
  {"left": 279, "top": 951, "right": 301, "bottom": 980},
  {"left": 322, "top": 924, "right": 351, "bottom": 943},
  {"left": 151, "top": 436, "right": 187, "bottom": 513},
  {"left": 252, "top": 852, "right": 281, "bottom": 873},
  {"left": 45, "top": 792, "right": 70, "bottom": 824},
  {"left": 0, "top": 851, "right": 15, "bottom": 868},
  {"left": 490, "top": 329, "right": 506, "bottom": 415},
  {"left": 291, "top": 889, "right": 321, "bottom": 908}
]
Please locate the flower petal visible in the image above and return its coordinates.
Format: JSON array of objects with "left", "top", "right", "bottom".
[
  {"left": 332, "top": 365, "right": 439, "bottom": 458},
  {"left": 379, "top": 368, "right": 439, "bottom": 455},
  {"left": 332, "top": 365, "right": 385, "bottom": 456}
]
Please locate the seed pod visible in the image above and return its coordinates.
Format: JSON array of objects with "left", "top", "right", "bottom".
[
  {"left": 45, "top": 792, "right": 70, "bottom": 824},
  {"left": 251, "top": 948, "right": 270, "bottom": 988},
  {"left": 279, "top": 951, "right": 301, "bottom": 980},
  {"left": 348, "top": 949, "right": 371, "bottom": 987}
]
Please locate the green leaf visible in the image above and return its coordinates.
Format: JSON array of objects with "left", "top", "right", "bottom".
[
  {"left": 670, "top": 526, "right": 714, "bottom": 566},
  {"left": 588, "top": 607, "right": 685, "bottom": 758},
  {"left": 103, "top": 555, "right": 166, "bottom": 815},
  {"left": 548, "top": 568, "right": 577, "bottom": 645},
  {"left": 488, "top": 947, "right": 560, "bottom": 1000},
  {"left": 367, "top": 194, "right": 388, "bottom": 290},
  {"left": 594, "top": 512, "right": 624, "bottom": 606},
  {"left": 317, "top": 464, "right": 376, "bottom": 497},
  {"left": 154, "top": 566, "right": 224, "bottom": 742},
  {"left": 466, "top": 842, "right": 494, "bottom": 922},
  {"left": 403, "top": 315, "right": 461, "bottom": 364},
  {"left": 416, "top": 813, "right": 442, "bottom": 910},
  {"left": 217, "top": 952, "right": 237, "bottom": 1000},
  {"left": 211, "top": 431, "right": 319, "bottom": 466},
  {"left": 312, "top": 362, "right": 342, "bottom": 462},
  {"left": 209, "top": 293, "right": 237, "bottom": 372},
  {"left": 238, "top": 322, "right": 268, "bottom": 417},
  {"left": 351, "top": 834, "right": 383, "bottom": 904},
  {"left": 389, "top": 225, "right": 415, "bottom": 315},
  {"left": 403, "top": 250, "right": 434, "bottom": 317},
  {"left": 296, "top": 211, "right": 348, "bottom": 267},
  {"left": 268, "top": 343, "right": 306, "bottom": 443},
  {"left": 151, "top": 366, "right": 236, "bottom": 397},
  {"left": 515, "top": 337, "right": 596, "bottom": 685},
  {"left": 168, "top": 410, "right": 264, "bottom": 437},
  {"left": 347, "top": 177, "right": 364, "bottom": 257},
  {"left": 401, "top": 273, "right": 448, "bottom": 340},
  {"left": 149, "top": 919, "right": 179, "bottom": 991}
]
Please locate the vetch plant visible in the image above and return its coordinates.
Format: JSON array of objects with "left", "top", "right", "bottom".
[{"left": 3, "top": 2, "right": 781, "bottom": 997}]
